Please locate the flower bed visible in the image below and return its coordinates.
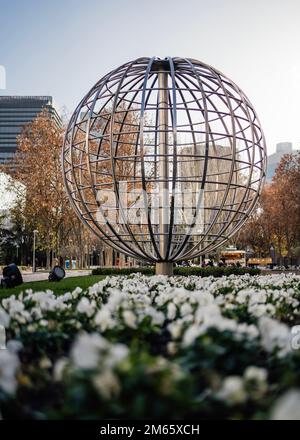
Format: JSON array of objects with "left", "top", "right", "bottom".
[{"left": 1, "top": 273, "right": 300, "bottom": 419}]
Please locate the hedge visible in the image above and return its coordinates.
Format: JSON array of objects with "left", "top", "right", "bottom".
[{"left": 91, "top": 266, "right": 260, "bottom": 277}]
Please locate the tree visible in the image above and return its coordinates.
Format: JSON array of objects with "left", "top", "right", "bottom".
[
  {"left": 273, "top": 153, "right": 300, "bottom": 261},
  {"left": 235, "top": 152, "right": 300, "bottom": 265},
  {"left": 1, "top": 111, "right": 93, "bottom": 269}
]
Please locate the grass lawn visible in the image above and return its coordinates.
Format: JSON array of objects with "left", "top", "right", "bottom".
[{"left": 0, "top": 275, "right": 105, "bottom": 299}]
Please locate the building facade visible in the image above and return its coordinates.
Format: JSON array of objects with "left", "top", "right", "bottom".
[
  {"left": 266, "top": 142, "right": 298, "bottom": 181},
  {"left": 0, "top": 96, "right": 61, "bottom": 163}
]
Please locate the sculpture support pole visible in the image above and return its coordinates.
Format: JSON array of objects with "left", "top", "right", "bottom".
[
  {"left": 156, "top": 66, "right": 173, "bottom": 276},
  {"left": 156, "top": 261, "right": 173, "bottom": 276}
]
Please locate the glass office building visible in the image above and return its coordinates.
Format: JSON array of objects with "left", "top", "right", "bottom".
[{"left": 0, "top": 96, "right": 61, "bottom": 163}]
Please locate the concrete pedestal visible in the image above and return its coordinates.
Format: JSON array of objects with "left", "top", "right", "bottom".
[{"left": 155, "top": 262, "right": 174, "bottom": 276}]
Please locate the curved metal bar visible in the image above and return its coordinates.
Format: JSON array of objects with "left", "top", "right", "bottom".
[
  {"left": 172, "top": 63, "right": 264, "bottom": 259},
  {"left": 108, "top": 59, "right": 155, "bottom": 261},
  {"left": 164, "top": 56, "right": 178, "bottom": 261},
  {"left": 170, "top": 67, "right": 234, "bottom": 260},
  {"left": 138, "top": 56, "right": 161, "bottom": 260},
  {"left": 184, "top": 68, "right": 264, "bottom": 259},
  {"left": 177, "top": 59, "right": 238, "bottom": 260}
]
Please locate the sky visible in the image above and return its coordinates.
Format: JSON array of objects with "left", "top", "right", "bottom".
[{"left": 1, "top": 0, "right": 300, "bottom": 154}]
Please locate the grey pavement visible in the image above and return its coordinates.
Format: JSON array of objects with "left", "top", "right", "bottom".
[{"left": 0, "top": 269, "right": 91, "bottom": 283}]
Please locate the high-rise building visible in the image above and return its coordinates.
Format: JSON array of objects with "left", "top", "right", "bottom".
[
  {"left": 178, "top": 144, "right": 241, "bottom": 253},
  {"left": 0, "top": 96, "right": 61, "bottom": 163},
  {"left": 266, "top": 142, "right": 298, "bottom": 181}
]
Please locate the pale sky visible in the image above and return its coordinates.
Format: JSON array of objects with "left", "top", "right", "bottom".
[{"left": 1, "top": 0, "right": 300, "bottom": 154}]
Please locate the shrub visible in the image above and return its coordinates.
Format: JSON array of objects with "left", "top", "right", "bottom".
[{"left": 91, "top": 266, "right": 260, "bottom": 277}]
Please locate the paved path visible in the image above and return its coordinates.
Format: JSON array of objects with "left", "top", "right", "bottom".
[
  {"left": 3, "top": 269, "right": 298, "bottom": 284},
  {"left": 0, "top": 269, "right": 91, "bottom": 283}
]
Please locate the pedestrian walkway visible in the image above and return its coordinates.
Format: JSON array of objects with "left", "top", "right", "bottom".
[{"left": 0, "top": 269, "right": 91, "bottom": 283}]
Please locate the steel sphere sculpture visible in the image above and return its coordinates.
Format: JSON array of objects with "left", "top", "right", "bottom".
[{"left": 63, "top": 57, "right": 266, "bottom": 275}]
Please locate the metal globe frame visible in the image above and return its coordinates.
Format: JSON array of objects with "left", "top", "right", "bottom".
[{"left": 62, "top": 57, "right": 267, "bottom": 275}]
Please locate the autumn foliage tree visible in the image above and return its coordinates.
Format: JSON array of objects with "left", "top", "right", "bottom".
[
  {"left": 236, "top": 152, "right": 300, "bottom": 264},
  {"left": 2, "top": 111, "right": 97, "bottom": 268}
]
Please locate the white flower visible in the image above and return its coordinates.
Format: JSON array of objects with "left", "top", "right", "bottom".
[
  {"left": 30, "top": 307, "right": 43, "bottom": 320},
  {"left": 60, "top": 292, "right": 73, "bottom": 302},
  {"left": 248, "top": 291, "right": 268, "bottom": 306},
  {"left": 216, "top": 376, "right": 247, "bottom": 405},
  {"left": 71, "top": 333, "right": 108, "bottom": 370},
  {"left": 0, "top": 307, "right": 10, "bottom": 328},
  {"left": 53, "top": 357, "right": 68, "bottom": 381},
  {"left": 71, "top": 286, "right": 82, "bottom": 299},
  {"left": 236, "top": 289, "right": 254, "bottom": 304},
  {"left": 94, "top": 308, "right": 115, "bottom": 331},
  {"left": 168, "top": 321, "right": 183, "bottom": 339},
  {"left": 145, "top": 306, "right": 165, "bottom": 326},
  {"left": 93, "top": 370, "right": 121, "bottom": 399},
  {"left": 244, "top": 366, "right": 268, "bottom": 399},
  {"left": 167, "top": 341, "right": 177, "bottom": 355},
  {"left": 248, "top": 303, "right": 275, "bottom": 318},
  {"left": 122, "top": 310, "right": 137, "bottom": 329},
  {"left": 182, "top": 324, "right": 202, "bottom": 347},
  {"left": 27, "top": 324, "right": 37, "bottom": 333},
  {"left": 0, "top": 348, "right": 19, "bottom": 395},
  {"left": 29, "top": 291, "right": 53, "bottom": 305},
  {"left": 180, "top": 303, "right": 192, "bottom": 317},
  {"left": 193, "top": 291, "right": 215, "bottom": 307},
  {"left": 104, "top": 344, "right": 129, "bottom": 368},
  {"left": 76, "top": 297, "right": 96, "bottom": 317},
  {"left": 2, "top": 297, "right": 24, "bottom": 316},
  {"left": 167, "top": 302, "right": 177, "bottom": 320},
  {"left": 195, "top": 304, "right": 221, "bottom": 324},
  {"left": 70, "top": 333, "right": 128, "bottom": 371},
  {"left": 236, "top": 323, "right": 259, "bottom": 340},
  {"left": 258, "top": 316, "right": 292, "bottom": 357},
  {"left": 27, "top": 292, "right": 67, "bottom": 313},
  {"left": 171, "top": 287, "right": 190, "bottom": 305},
  {"left": 39, "top": 356, "right": 52, "bottom": 369},
  {"left": 244, "top": 366, "right": 268, "bottom": 383},
  {"left": 271, "top": 390, "right": 300, "bottom": 420},
  {"left": 106, "top": 289, "right": 125, "bottom": 311}
]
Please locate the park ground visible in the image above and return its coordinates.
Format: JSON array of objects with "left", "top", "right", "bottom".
[
  {"left": 0, "top": 274, "right": 105, "bottom": 299},
  {"left": 1, "top": 268, "right": 300, "bottom": 299}
]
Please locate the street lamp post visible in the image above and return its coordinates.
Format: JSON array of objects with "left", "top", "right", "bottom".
[
  {"left": 270, "top": 244, "right": 275, "bottom": 268},
  {"left": 16, "top": 244, "right": 19, "bottom": 263},
  {"left": 32, "top": 230, "right": 38, "bottom": 273}
]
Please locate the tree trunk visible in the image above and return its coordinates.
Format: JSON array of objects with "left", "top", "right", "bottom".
[{"left": 46, "top": 249, "right": 51, "bottom": 270}]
